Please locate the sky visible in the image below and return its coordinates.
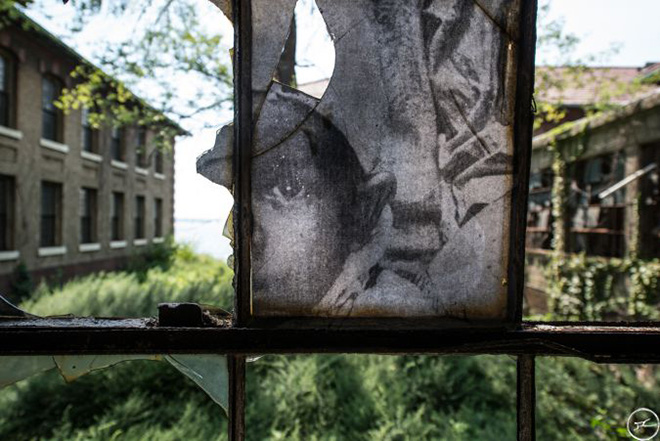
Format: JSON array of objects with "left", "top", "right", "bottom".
[
  {"left": 539, "top": 0, "right": 660, "bottom": 67},
  {"left": 23, "top": 0, "right": 660, "bottom": 259}
]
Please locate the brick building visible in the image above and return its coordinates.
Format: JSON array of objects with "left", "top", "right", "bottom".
[
  {"left": 525, "top": 63, "right": 660, "bottom": 313},
  {"left": 0, "top": 13, "right": 181, "bottom": 295}
]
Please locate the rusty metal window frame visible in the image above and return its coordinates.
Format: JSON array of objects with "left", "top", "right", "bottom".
[{"left": 2, "top": 1, "right": 660, "bottom": 440}]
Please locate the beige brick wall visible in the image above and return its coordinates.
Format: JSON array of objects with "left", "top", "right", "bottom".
[{"left": 0, "top": 24, "right": 176, "bottom": 284}]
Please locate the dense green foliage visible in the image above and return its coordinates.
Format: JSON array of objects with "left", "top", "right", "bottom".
[
  {"left": 539, "top": 140, "right": 660, "bottom": 321},
  {"left": 0, "top": 248, "right": 658, "bottom": 440},
  {"left": 19, "top": 244, "right": 233, "bottom": 318}
]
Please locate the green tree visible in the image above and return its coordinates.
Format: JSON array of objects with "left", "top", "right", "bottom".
[{"left": 2, "top": 0, "right": 234, "bottom": 148}]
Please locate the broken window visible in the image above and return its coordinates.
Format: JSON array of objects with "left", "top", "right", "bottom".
[
  {"left": 526, "top": 168, "right": 554, "bottom": 250},
  {"left": 216, "top": 0, "right": 526, "bottom": 321},
  {"left": 567, "top": 152, "right": 626, "bottom": 257},
  {"left": 640, "top": 142, "right": 660, "bottom": 258}
]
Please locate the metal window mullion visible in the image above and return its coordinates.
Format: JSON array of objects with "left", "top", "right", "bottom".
[
  {"left": 517, "top": 355, "right": 536, "bottom": 441},
  {"left": 229, "top": 0, "right": 253, "bottom": 438}
]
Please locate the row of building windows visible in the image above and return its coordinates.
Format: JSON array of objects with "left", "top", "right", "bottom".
[
  {"left": 0, "top": 51, "right": 165, "bottom": 174},
  {"left": 0, "top": 175, "right": 164, "bottom": 252},
  {"left": 527, "top": 146, "right": 660, "bottom": 258}
]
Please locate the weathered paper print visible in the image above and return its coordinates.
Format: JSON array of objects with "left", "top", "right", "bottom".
[{"left": 199, "top": 0, "right": 522, "bottom": 319}]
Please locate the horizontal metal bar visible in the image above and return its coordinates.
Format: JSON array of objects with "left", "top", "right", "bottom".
[{"left": 1, "top": 320, "right": 660, "bottom": 362}]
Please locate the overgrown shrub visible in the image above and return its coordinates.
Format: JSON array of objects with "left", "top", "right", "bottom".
[
  {"left": 126, "top": 235, "right": 179, "bottom": 282},
  {"left": 1, "top": 248, "right": 658, "bottom": 440}
]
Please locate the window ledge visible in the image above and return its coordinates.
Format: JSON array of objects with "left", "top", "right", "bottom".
[
  {"left": 134, "top": 238, "right": 148, "bottom": 247},
  {"left": 154, "top": 172, "right": 166, "bottom": 180},
  {"left": 81, "top": 151, "right": 103, "bottom": 163},
  {"left": 79, "top": 243, "right": 101, "bottom": 253},
  {"left": 38, "top": 246, "right": 67, "bottom": 257},
  {"left": 153, "top": 237, "right": 165, "bottom": 244},
  {"left": 0, "top": 250, "right": 20, "bottom": 261},
  {"left": 135, "top": 167, "right": 149, "bottom": 176},
  {"left": 0, "top": 126, "right": 23, "bottom": 141},
  {"left": 111, "top": 160, "right": 128, "bottom": 170},
  {"left": 40, "top": 139, "right": 70, "bottom": 154},
  {"left": 110, "top": 240, "right": 127, "bottom": 249}
]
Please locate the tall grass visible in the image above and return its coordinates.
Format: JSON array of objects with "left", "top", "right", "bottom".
[
  {"left": 1, "top": 247, "right": 658, "bottom": 440},
  {"left": 20, "top": 246, "right": 233, "bottom": 317}
]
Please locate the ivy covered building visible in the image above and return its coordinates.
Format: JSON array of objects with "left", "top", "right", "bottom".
[
  {"left": 525, "top": 63, "right": 660, "bottom": 318},
  {"left": 0, "top": 13, "right": 183, "bottom": 295}
]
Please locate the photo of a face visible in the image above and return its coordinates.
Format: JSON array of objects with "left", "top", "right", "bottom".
[{"left": 199, "top": 0, "right": 524, "bottom": 320}]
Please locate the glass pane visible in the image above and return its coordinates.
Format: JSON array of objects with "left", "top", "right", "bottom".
[
  {"left": 41, "top": 110, "right": 57, "bottom": 141},
  {"left": 244, "top": 0, "right": 523, "bottom": 319},
  {"left": 41, "top": 77, "right": 56, "bottom": 111}
]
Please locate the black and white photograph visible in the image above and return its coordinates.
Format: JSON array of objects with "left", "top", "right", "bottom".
[{"left": 203, "top": 0, "right": 523, "bottom": 318}]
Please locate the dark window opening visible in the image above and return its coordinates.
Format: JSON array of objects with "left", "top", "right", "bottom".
[
  {"left": 134, "top": 195, "right": 145, "bottom": 239},
  {"left": 154, "top": 198, "right": 163, "bottom": 237},
  {"left": 154, "top": 149, "right": 164, "bottom": 174},
  {"left": 41, "top": 181, "right": 62, "bottom": 247},
  {"left": 111, "top": 192, "right": 124, "bottom": 241},
  {"left": 0, "top": 51, "right": 16, "bottom": 128},
  {"left": 80, "top": 187, "right": 97, "bottom": 244},
  {"left": 136, "top": 127, "right": 147, "bottom": 168},
  {"left": 81, "top": 108, "right": 98, "bottom": 153},
  {"left": 0, "top": 174, "right": 15, "bottom": 250},
  {"left": 640, "top": 142, "right": 660, "bottom": 258},
  {"left": 567, "top": 152, "right": 626, "bottom": 257},
  {"left": 526, "top": 168, "right": 554, "bottom": 250},
  {"left": 111, "top": 127, "right": 125, "bottom": 161},
  {"left": 41, "top": 76, "right": 62, "bottom": 142}
]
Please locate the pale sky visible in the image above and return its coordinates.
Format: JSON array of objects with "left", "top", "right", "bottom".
[
  {"left": 22, "top": 0, "right": 660, "bottom": 258},
  {"left": 539, "top": 0, "right": 660, "bottom": 67}
]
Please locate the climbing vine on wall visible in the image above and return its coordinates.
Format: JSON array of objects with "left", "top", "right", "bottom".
[{"left": 541, "top": 136, "right": 660, "bottom": 321}]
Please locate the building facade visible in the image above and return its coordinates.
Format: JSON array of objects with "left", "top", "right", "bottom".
[
  {"left": 525, "top": 64, "right": 660, "bottom": 315},
  {"left": 0, "top": 15, "right": 177, "bottom": 295}
]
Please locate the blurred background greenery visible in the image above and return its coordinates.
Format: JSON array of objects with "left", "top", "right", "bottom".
[{"left": 1, "top": 244, "right": 657, "bottom": 440}]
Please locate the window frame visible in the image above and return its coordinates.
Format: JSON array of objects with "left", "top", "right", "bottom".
[
  {"left": 0, "top": 174, "right": 15, "bottom": 251},
  {"left": 81, "top": 108, "right": 98, "bottom": 153},
  {"left": 154, "top": 197, "right": 163, "bottom": 238},
  {"left": 40, "top": 181, "right": 63, "bottom": 248},
  {"left": 111, "top": 126, "right": 125, "bottom": 162},
  {"left": 566, "top": 151, "right": 627, "bottom": 257},
  {"left": 154, "top": 149, "right": 164, "bottom": 174},
  {"left": 3, "top": 3, "right": 656, "bottom": 441},
  {"left": 135, "top": 127, "right": 147, "bottom": 168},
  {"left": 79, "top": 187, "right": 97, "bottom": 244},
  {"left": 110, "top": 191, "right": 124, "bottom": 241},
  {"left": 41, "top": 75, "right": 63, "bottom": 142},
  {"left": 0, "top": 48, "right": 17, "bottom": 129},
  {"left": 134, "top": 195, "right": 145, "bottom": 239}
]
